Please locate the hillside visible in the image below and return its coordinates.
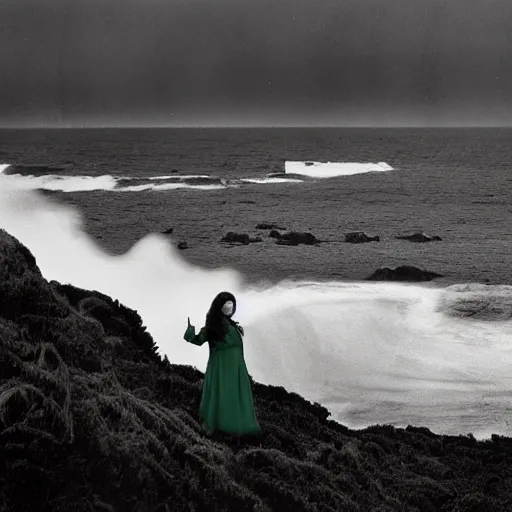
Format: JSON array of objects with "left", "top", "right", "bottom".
[{"left": 1, "top": 228, "right": 512, "bottom": 512}]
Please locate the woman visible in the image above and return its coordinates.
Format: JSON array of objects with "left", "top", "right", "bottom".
[{"left": 184, "top": 291, "right": 261, "bottom": 437}]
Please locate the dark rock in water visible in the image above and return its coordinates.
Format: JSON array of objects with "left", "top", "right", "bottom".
[
  {"left": 345, "top": 232, "right": 380, "bottom": 243},
  {"left": 161, "top": 228, "right": 174, "bottom": 235},
  {"left": 171, "top": 169, "right": 179, "bottom": 173},
  {"left": 366, "top": 265, "right": 443, "bottom": 281},
  {"left": 177, "top": 242, "right": 188, "bottom": 250},
  {"left": 184, "top": 176, "right": 223, "bottom": 186},
  {"left": 221, "top": 232, "right": 262, "bottom": 245},
  {"left": 269, "top": 229, "right": 282, "bottom": 239},
  {"left": 395, "top": 232, "right": 442, "bottom": 242},
  {"left": 256, "top": 223, "right": 286, "bottom": 230},
  {"left": 275, "top": 231, "right": 319, "bottom": 246},
  {"left": 3, "top": 164, "right": 72, "bottom": 176}
]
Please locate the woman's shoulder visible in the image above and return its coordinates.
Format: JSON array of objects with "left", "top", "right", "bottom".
[{"left": 229, "top": 320, "right": 244, "bottom": 336}]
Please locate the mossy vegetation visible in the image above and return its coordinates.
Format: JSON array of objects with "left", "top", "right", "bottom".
[{"left": 1, "top": 228, "right": 512, "bottom": 511}]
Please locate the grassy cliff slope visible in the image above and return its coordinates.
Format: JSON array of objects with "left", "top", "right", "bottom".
[{"left": 1, "top": 229, "right": 512, "bottom": 512}]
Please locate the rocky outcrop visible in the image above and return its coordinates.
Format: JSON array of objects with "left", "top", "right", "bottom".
[
  {"left": 345, "top": 232, "right": 380, "bottom": 243},
  {"left": 221, "top": 232, "right": 262, "bottom": 245},
  {"left": 395, "top": 232, "right": 442, "bottom": 242},
  {"left": 366, "top": 265, "right": 443, "bottom": 281}
]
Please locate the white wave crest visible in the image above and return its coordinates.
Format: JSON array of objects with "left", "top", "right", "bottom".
[
  {"left": 285, "top": 161, "right": 393, "bottom": 178},
  {"left": 240, "top": 177, "right": 304, "bottom": 184}
]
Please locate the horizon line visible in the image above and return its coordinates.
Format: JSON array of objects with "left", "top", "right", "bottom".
[{"left": 1, "top": 124, "right": 512, "bottom": 130}]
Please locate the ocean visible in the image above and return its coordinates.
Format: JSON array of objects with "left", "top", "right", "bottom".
[{"left": 1, "top": 127, "right": 511, "bottom": 439}]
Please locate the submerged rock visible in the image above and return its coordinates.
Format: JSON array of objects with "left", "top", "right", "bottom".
[
  {"left": 395, "top": 232, "right": 442, "bottom": 242},
  {"left": 275, "top": 231, "right": 319, "bottom": 246},
  {"left": 366, "top": 265, "right": 443, "bottom": 281},
  {"left": 345, "top": 231, "right": 380, "bottom": 243},
  {"left": 221, "top": 232, "right": 262, "bottom": 245}
]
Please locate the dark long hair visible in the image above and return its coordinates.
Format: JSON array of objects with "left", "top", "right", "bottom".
[{"left": 205, "top": 291, "right": 237, "bottom": 343}]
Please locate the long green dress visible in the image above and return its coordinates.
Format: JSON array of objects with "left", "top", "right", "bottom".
[{"left": 184, "top": 319, "right": 261, "bottom": 436}]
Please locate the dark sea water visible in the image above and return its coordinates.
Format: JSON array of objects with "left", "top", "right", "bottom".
[
  {"left": 0, "top": 127, "right": 511, "bottom": 283},
  {"left": 1, "top": 127, "right": 512, "bottom": 178}
]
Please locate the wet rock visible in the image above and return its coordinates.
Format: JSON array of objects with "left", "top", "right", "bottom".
[
  {"left": 395, "top": 232, "right": 442, "bottom": 242},
  {"left": 366, "top": 265, "right": 443, "bottom": 282},
  {"left": 221, "top": 232, "right": 262, "bottom": 245},
  {"left": 345, "top": 232, "right": 380, "bottom": 243},
  {"left": 275, "top": 232, "right": 319, "bottom": 246},
  {"left": 161, "top": 228, "right": 174, "bottom": 235},
  {"left": 177, "top": 242, "right": 188, "bottom": 250}
]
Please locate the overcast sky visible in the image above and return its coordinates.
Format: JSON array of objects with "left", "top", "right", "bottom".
[{"left": 1, "top": 0, "right": 511, "bottom": 127}]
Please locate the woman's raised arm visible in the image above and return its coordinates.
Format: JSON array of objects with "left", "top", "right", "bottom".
[{"left": 184, "top": 317, "right": 208, "bottom": 346}]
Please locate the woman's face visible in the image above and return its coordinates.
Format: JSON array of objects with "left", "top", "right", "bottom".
[{"left": 221, "top": 300, "right": 234, "bottom": 317}]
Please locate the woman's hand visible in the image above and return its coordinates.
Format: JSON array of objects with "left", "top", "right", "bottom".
[{"left": 184, "top": 317, "right": 196, "bottom": 341}]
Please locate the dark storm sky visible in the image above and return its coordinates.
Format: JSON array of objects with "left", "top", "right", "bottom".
[{"left": 1, "top": 0, "right": 511, "bottom": 127}]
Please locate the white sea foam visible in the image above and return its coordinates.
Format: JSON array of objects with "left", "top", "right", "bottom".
[
  {"left": 240, "top": 177, "right": 304, "bottom": 184},
  {"left": 1, "top": 171, "right": 511, "bottom": 439},
  {"left": 285, "top": 161, "right": 393, "bottom": 178},
  {"left": 0, "top": 173, "right": 119, "bottom": 192},
  {"left": 148, "top": 175, "right": 210, "bottom": 180},
  {"left": 0, "top": 165, "right": 225, "bottom": 192}
]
